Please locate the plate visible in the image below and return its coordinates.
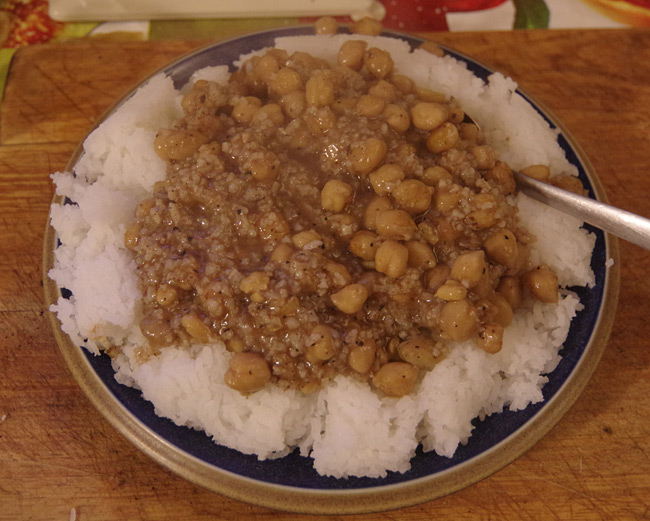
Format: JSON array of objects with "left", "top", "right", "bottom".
[{"left": 43, "top": 26, "right": 619, "bottom": 514}]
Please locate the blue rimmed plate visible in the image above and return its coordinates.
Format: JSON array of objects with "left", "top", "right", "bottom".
[{"left": 44, "top": 26, "right": 619, "bottom": 514}]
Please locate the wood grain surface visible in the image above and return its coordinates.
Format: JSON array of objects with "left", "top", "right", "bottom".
[{"left": 1, "top": 28, "right": 649, "bottom": 520}]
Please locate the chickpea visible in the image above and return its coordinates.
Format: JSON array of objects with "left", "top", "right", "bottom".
[
  {"left": 369, "top": 80, "right": 396, "bottom": 102},
  {"left": 472, "top": 192, "right": 498, "bottom": 209},
  {"left": 331, "top": 283, "right": 368, "bottom": 314},
  {"left": 368, "top": 164, "right": 405, "bottom": 195},
  {"left": 351, "top": 16, "right": 383, "bottom": 36},
  {"left": 497, "top": 276, "right": 522, "bottom": 310},
  {"left": 421, "top": 165, "right": 453, "bottom": 186},
  {"left": 239, "top": 271, "right": 270, "bottom": 302},
  {"left": 434, "top": 279, "right": 467, "bottom": 301},
  {"left": 411, "top": 101, "right": 449, "bottom": 131},
  {"left": 305, "top": 74, "right": 335, "bottom": 107},
  {"left": 321, "top": 179, "right": 354, "bottom": 212},
  {"left": 383, "top": 337, "right": 400, "bottom": 360},
  {"left": 349, "top": 230, "right": 380, "bottom": 260},
  {"left": 391, "top": 74, "right": 414, "bottom": 94},
  {"left": 383, "top": 104, "right": 411, "bottom": 132},
  {"left": 347, "top": 338, "right": 377, "bottom": 374},
  {"left": 270, "top": 243, "right": 294, "bottom": 263},
  {"left": 289, "top": 51, "right": 323, "bottom": 71},
  {"left": 424, "top": 264, "right": 451, "bottom": 292},
  {"left": 405, "top": 241, "right": 437, "bottom": 269},
  {"left": 447, "top": 105, "right": 465, "bottom": 124},
  {"left": 364, "top": 48, "right": 394, "bottom": 79},
  {"left": 466, "top": 208, "right": 497, "bottom": 230},
  {"left": 232, "top": 96, "right": 262, "bottom": 123},
  {"left": 224, "top": 352, "right": 272, "bottom": 393},
  {"left": 304, "top": 106, "right": 337, "bottom": 134},
  {"left": 325, "top": 261, "right": 353, "bottom": 286},
  {"left": 416, "top": 86, "right": 447, "bottom": 102},
  {"left": 375, "top": 209, "right": 417, "bottom": 241},
  {"left": 426, "top": 122, "right": 460, "bottom": 154},
  {"left": 521, "top": 266, "right": 559, "bottom": 303},
  {"left": 375, "top": 239, "right": 409, "bottom": 278},
  {"left": 471, "top": 268, "right": 492, "bottom": 299},
  {"left": 249, "top": 153, "right": 279, "bottom": 183},
  {"left": 489, "top": 292, "right": 514, "bottom": 327},
  {"left": 397, "top": 336, "right": 445, "bottom": 370},
  {"left": 459, "top": 122, "right": 480, "bottom": 142},
  {"left": 181, "top": 80, "right": 210, "bottom": 112},
  {"left": 520, "top": 164, "right": 551, "bottom": 181},
  {"left": 485, "top": 161, "right": 516, "bottom": 195},
  {"left": 477, "top": 322, "right": 504, "bottom": 354},
  {"left": 279, "top": 91, "right": 307, "bottom": 119},
  {"left": 364, "top": 195, "right": 393, "bottom": 230},
  {"left": 356, "top": 94, "right": 386, "bottom": 117},
  {"left": 154, "top": 128, "right": 208, "bottom": 161},
  {"left": 292, "top": 229, "right": 322, "bottom": 248},
  {"left": 471, "top": 145, "right": 497, "bottom": 170},
  {"left": 372, "top": 362, "right": 419, "bottom": 397},
  {"left": 551, "top": 175, "right": 586, "bottom": 195},
  {"left": 349, "top": 137, "right": 387, "bottom": 176},
  {"left": 252, "top": 53, "right": 280, "bottom": 82},
  {"left": 135, "top": 197, "right": 155, "bottom": 219},
  {"left": 314, "top": 15, "right": 337, "bottom": 34},
  {"left": 268, "top": 67, "right": 303, "bottom": 96},
  {"left": 306, "top": 325, "right": 338, "bottom": 362},
  {"left": 226, "top": 337, "right": 245, "bottom": 353},
  {"left": 450, "top": 250, "right": 486, "bottom": 289},
  {"left": 181, "top": 311, "right": 211, "bottom": 343},
  {"left": 483, "top": 229, "right": 519, "bottom": 270},
  {"left": 439, "top": 299, "right": 479, "bottom": 342},
  {"left": 251, "top": 103, "right": 284, "bottom": 127},
  {"left": 338, "top": 40, "right": 368, "bottom": 71},
  {"left": 392, "top": 179, "right": 433, "bottom": 215},
  {"left": 475, "top": 297, "right": 496, "bottom": 320},
  {"left": 124, "top": 221, "right": 140, "bottom": 250},
  {"left": 155, "top": 284, "right": 178, "bottom": 307}
]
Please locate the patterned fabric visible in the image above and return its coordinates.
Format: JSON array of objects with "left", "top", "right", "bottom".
[{"left": 0, "top": 0, "right": 645, "bottom": 97}]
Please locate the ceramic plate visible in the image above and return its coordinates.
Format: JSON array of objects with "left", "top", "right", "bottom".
[{"left": 44, "top": 26, "right": 619, "bottom": 514}]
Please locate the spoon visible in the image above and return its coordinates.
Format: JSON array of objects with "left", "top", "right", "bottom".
[
  {"left": 514, "top": 172, "right": 650, "bottom": 250},
  {"left": 463, "top": 114, "right": 650, "bottom": 249}
]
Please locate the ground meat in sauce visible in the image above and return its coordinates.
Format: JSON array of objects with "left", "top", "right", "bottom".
[{"left": 124, "top": 40, "right": 560, "bottom": 397}]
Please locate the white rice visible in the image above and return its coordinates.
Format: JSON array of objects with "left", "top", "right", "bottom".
[{"left": 48, "top": 34, "right": 596, "bottom": 479}]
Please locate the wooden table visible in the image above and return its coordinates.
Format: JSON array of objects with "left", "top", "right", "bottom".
[{"left": 1, "top": 28, "right": 649, "bottom": 520}]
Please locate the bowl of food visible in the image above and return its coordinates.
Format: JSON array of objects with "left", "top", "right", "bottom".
[{"left": 44, "top": 22, "right": 619, "bottom": 514}]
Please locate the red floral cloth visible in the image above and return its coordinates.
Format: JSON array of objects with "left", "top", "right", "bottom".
[{"left": 1, "top": 0, "right": 64, "bottom": 47}]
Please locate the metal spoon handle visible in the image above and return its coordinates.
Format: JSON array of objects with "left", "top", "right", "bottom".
[{"left": 514, "top": 171, "right": 650, "bottom": 250}]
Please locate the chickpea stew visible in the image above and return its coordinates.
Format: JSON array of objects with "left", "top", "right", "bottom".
[{"left": 125, "top": 36, "right": 561, "bottom": 397}]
